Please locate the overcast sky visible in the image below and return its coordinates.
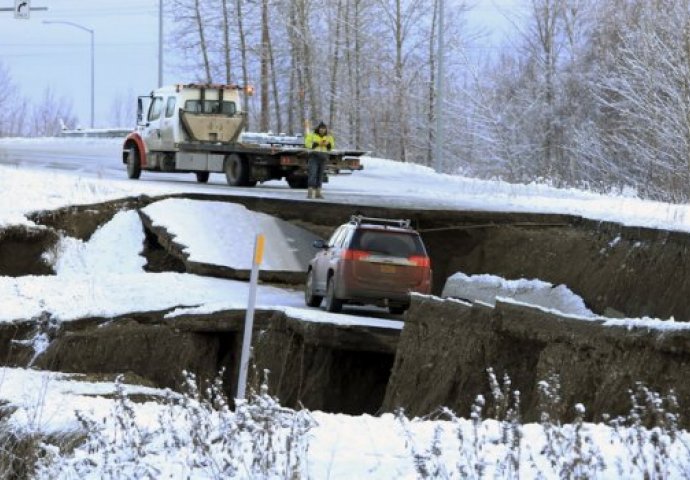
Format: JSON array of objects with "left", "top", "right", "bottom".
[
  {"left": 1, "top": 0, "right": 160, "bottom": 128},
  {"left": 0, "top": 0, "right": 521, "bottom": 129}
]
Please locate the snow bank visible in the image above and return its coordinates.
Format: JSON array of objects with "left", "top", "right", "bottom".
[{"left": 442, "top": 272, "right": 595, "bottom": 317}]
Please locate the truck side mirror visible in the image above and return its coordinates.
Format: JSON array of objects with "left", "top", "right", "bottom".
[{"left": 136, "top": 98, "right": 144, "bottom": 125}]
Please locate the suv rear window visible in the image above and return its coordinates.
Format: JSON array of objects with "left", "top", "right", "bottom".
[{"left": 350, "top": 229, "right": 425, "bottom": 257}]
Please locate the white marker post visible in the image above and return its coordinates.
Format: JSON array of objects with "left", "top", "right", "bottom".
[{"left": 236, "top": 233, "right": 265, "bottom": 400}]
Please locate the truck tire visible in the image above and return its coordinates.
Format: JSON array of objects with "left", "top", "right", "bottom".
[
  {"left": 286, "top": 173, "right": 309, "bottom": 189},
  {"left": 195, "top": 171, "right": 210, "bottom": 183},
  {"left": 127, "top": 146, "right": 141, "bottom": 179},
  {"left": 224, "top": 154, "right": 256, "bottom": 187}
]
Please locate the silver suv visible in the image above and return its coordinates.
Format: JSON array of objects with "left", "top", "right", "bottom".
[{"left": 305, "top": 215, "right": 432, "bottom": 314}]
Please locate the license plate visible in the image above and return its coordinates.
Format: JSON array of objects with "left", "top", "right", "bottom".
[{"left": 380, "top": 265, "right": 397, "bottom": 273}]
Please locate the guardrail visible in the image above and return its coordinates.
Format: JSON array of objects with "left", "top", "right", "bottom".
[{"left": 60, "top": 128, "right": 131, "bottom": 138}]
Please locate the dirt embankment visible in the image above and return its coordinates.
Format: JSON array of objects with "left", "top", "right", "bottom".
[
  {"left": 4, "top": 309, "right": 398, "bottom": 415},
  {"left": 384, "top": 295, "right": 690, "bottom": 426},
  {"left": 423, "top": 219, "right": 690, "bottom": 321},
  {"left": 0, "top": 225, "right": 58, "bottom": 276}
]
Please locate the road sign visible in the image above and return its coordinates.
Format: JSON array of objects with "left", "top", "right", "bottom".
[{"left": 14, "top": 0, "right": 30, "bottom": 19}]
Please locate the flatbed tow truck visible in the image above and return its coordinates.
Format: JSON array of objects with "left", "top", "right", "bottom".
[{"left": 122, "top": 83, "right": 364, "bottom": 188}]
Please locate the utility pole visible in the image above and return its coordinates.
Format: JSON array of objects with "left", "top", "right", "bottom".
[
  {"left": 434, "top": 0, "right": 445, "bottom": 173},
  {"left": 260, "top": 0, "right": 269, "bottom": 131},
  {"left": 158, "top": 0, "right": 163, "bottom": 87}
]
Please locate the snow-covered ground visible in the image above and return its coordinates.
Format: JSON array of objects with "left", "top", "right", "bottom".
[
  {"left": 2, "top": 137, "right": 690, "bottom": 477},
  {"left": 442, "top": 272, "right": 596, "bottom": 317},
  {"left": 4, "top": 137, "right": 690, "bottom": 232}
]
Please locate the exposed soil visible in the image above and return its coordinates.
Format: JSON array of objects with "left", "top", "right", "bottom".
[
  {"left": 0, "top": 225, "right": 58, "bottom": 276},
  {"left": 28, "top": 196, "right": 154, "bottom": 241},
  {"left": 384, "top": 295, "right": 690, "bottom": 427},
  {"left": 5, "top": 192, "right": 690, "bottom": 420},
  {"left": 15, "top": 308, "right": 398, "bottom": 414}
]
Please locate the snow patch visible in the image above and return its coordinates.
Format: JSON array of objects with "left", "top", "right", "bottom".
[{"left": 442, "top": 272, "right": 595, "bottom": 317}]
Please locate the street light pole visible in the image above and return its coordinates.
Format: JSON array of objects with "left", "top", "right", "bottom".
[
  {"left": 158, "top": 0, "right": 163, "bottom": 87},
  {"left": 43, "top": 20, "right": 95, "bottom": 128}
]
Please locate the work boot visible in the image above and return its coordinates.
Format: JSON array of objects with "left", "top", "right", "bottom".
[
  {"left": 315, "top": 188, "right": 324, "bottom": 199},
  {"left": 307, "top": 188, "right": 314, "bottom": 199}
]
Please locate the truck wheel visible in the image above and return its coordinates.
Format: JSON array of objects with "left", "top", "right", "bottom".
[
  {"left": 225, "top": 154, "right": 251, "bottom": 186},
  {"left": 195, "top": 171, "right": 210, "bottom": 183},
  {"left": 324, "top": 277, "right": 343, "bottom": 313},
  {"left": 286, "top": 173, "right": 309, "bottom": 189},
  {"left": 127, "top": 146, "right": 141, "bottom": 179}
]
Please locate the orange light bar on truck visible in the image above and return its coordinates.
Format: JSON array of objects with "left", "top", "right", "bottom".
[
  {"left": 280, "top": 156, "right": 299, "bottom": 165},
  {"left": 175, "top": 83, "right": 246, "bottom": 92}
]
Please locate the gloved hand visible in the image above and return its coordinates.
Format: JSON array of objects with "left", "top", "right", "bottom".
[
  {"left": 326, "top": 143, "right": 332, "bottom": 151},
  {"left": 312, "top": 142, "right": 318, "bottom": 149}
]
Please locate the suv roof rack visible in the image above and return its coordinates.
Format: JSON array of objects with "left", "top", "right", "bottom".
[{"left": 349, "top": 215, "right": 411, "bottom": 229}]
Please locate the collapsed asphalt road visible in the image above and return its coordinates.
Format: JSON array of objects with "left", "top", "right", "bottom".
[
  {"left": 2, "top": 192, "right": 690, "bottom": 421},
  {"left": 24, "top": 191, "right": 690, "bottom": 321}
]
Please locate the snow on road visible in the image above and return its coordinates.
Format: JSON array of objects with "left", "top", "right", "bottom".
[
  {"left": 4, "top": 137, "right": 690, "bottom": 234},
  {"left": 2, "top": 138, "right": 690, "bottom": 478},
  {"left": 142, "top": 198, "right": 320, "bottom": 271}
]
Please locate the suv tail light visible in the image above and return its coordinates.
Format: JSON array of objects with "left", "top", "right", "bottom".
[
  {"left": 408, "top": 255, "right": 431, "bottom": 268},
  {"left": 342, "top": 249, "right": 370, "bottom": 261}
]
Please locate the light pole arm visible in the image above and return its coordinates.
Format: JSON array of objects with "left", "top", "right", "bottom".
[
  {"left": 42, "top": 20, "right": 95, "bottom": 128},
  {"left": 43, "top": 20, "right": 92, "bottom": 35}
]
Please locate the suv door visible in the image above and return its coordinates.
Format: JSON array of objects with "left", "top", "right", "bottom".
[{"left": 312, "top": 225, "right": 348, "bottom": 293}]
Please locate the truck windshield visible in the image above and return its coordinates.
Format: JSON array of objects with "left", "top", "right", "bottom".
[{"left": 184, "top": 100, "right": 237, "bottom": 116}]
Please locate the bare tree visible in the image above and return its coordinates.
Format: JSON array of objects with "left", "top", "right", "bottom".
[
  {"left": 194, "top": 0, "right": 212, "bottom": 82},
  {"left": 583, "top": 0, "right": 690, "bottom": 200},
  {"left": 30, "top": 87, "right": 77, "bottom": 137},
  {"left": 373, "top": 0, "right": 427, "bottom": 161},
  {"left": 236, "top": 0, "right": 251, "bottom": 125},
  {"left": 259, "top": 0, "right": 270, "bottom": 130},
  {"left": 0, "top": 62, "right": 28, "bottom": 137},
  {"left": 285, "top": 0, "right": 314, "bottom": 129},
  {"left": 267, "top": 9, "right": 283, "bottom": 134},
  {"left": 109, "top": 89, "right": 137, "bottom": 128},
  {"left": 327, "top": 0, "right": 344, "bottom": 129},
  {"left": 221, "top": 0, "right": 233, "bottom": 83}
]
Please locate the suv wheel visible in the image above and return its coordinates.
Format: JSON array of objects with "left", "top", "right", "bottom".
[
  {"left": 324, "top": 277, "right": 343, "bottom": 313},
  {"left": 304, "top": 270, "right": 323, "bottom": 307}
]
